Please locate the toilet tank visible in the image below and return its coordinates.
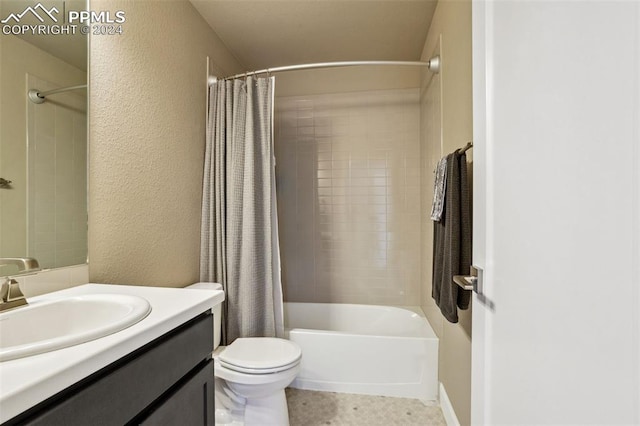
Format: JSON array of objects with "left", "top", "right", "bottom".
[{"left": 185, "top": 282, "right": 223, "bottom": 349}]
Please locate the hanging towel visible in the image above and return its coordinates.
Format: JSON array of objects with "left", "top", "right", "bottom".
[
  {"left": 430, "top": 157, "right": 448, "bottom": 221},
  {"left": 432, "top": 151, "right": 472, "bottom": 323}
]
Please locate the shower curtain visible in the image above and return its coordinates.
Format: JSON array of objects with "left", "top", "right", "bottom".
[{"left": 200, "top": 76, "right": 284, "bottom": 345}]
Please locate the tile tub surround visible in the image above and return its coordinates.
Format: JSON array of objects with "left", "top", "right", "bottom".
[
  {"left": 27, "top": 73, "right": 87, "bottom": 270},
  {"left": 0, "top": 34, "right": 86, "bottom": 263},
  {"left": 275, "top": 88, "right": 421, "bottom": 305},
  {"left": 0, "top": 284, "right": 224, "bottom": 423}
]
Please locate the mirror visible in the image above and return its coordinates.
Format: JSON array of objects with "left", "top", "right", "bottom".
[{"left": 0, "top": 0, "right": 88, "bottom": 275}]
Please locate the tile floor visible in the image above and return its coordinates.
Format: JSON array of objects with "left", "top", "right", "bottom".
[{"left": 286, "top": 388, "right": 447, "bottom": 426}]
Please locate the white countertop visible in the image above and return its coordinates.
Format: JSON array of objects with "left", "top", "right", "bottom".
[{"left": 0, "top": 283, "right": 225, "bottom": 423}]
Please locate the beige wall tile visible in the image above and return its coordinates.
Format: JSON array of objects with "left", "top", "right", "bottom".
[
  {"left": 18, "top": 264, "right": 89, "bottom": 298},
  {"left": 276, "top": 88, "right": 420, "bottom": 305},
  {"left": 27, "top": 75, "right": 87, "bottom": 269},
  {"left": 0, "top": 35, "right": 85, "bottom": 262}
]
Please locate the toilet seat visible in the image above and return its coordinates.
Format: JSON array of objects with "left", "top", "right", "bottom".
[{"left": 219, "top": 338, "right": 301, "bottom": 375}]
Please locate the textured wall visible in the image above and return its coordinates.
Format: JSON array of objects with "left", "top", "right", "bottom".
[
  {"left": 275, "top": 89, "right": 420, "bottom": 304},
  {"left": 419, "top": 0, "right": 473, "bottom": 424},
  {"left": 89, "top": 0, "right": 243, "bottom": 286}
]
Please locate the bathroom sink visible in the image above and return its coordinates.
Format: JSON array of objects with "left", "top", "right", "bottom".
[{"left": 0, "top": 294, "right": 152, "bottom": 361}]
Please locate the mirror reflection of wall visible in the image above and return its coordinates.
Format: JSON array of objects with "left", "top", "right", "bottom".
[{"left": 0, "top": 0, "right": 88, "bottom": 274}]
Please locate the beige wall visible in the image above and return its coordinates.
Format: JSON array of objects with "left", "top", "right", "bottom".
[
  {"left": 89, "top": 0, "right": 243, "bottom": 286},
  {"left": 419, "top": 0, "right": 473, "bottom": 424},
  {"left": 0, "top": 34, "right": 86, "bottom": 267},
  {"left": 275, "top": 88, "right": 421, "bottom": 304}
]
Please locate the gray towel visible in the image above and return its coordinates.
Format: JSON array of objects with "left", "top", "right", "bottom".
[
  {"left": 430, "top": 157, "right": 447, "bottom": 221},
  {"left": 432, "top": 151, "right": 472, "bottom": 323}
]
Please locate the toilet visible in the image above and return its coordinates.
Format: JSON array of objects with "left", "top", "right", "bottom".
[{"left": 186, "top": 282, "right": 301, "bottom": 426}]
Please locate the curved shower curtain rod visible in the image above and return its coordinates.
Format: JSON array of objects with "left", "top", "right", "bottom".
[
  {"left": 28, "top": 84, "right": 87, "bottom": 104},
  {"left": 214, "top": 56, "right": 441, "bottom": 83}
]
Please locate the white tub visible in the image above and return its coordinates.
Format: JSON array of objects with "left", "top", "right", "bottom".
[{"left": 284, "top": 303, "right": 438, "bottom": 402}]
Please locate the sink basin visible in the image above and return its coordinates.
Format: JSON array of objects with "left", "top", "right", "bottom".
[{"left": 0, "top": 294, "right": 151, "bottom": 361}]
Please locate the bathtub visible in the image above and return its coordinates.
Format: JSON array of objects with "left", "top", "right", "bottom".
[{"left": 283, "top": 303, "right": 438, "bottom": 402}]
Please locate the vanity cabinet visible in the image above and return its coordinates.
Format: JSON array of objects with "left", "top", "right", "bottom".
[{"left": 3, "top": 312, "right": 214, "bottom": 426}]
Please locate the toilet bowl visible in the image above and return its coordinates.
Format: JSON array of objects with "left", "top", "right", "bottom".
[
  {"left": 186, "top": 283, "right": 301, "bottom": 426},
  {"left": 215, "top": 337, "right": 301, "bottom": 425}
]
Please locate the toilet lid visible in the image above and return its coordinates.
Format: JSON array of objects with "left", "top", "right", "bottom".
[{"left": 219, "top": 338, "right": 301, "bottom": 374}]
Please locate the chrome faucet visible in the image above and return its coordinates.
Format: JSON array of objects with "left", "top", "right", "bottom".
[
  {"left": 0, "top": 257, "right": 40, "bottom": 312},
  {"left": 0, "top": 278, "right": 28, "bottom": 311}
]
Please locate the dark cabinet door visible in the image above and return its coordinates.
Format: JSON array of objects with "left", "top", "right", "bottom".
[{"left": 139, "top": 360, "right": 214, "bottom": 426}]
